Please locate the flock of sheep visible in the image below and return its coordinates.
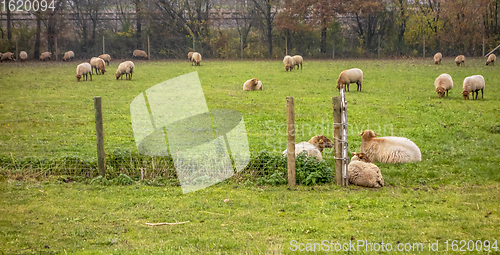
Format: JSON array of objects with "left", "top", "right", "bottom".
[{"left": 74, "top": 53, "right": 135, "bottom": 82}]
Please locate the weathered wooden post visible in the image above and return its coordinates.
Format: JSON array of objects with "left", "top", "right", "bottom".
[
  {"left": 333, "top": 96, "right": 342, "bottom": 185},
  {"left": 148, "top": 35, "right": 150, "bottom": 60},
  {"left": 286, "top": 96, "right": 296, "bottom": 186},
  {"left": 94, "top": 97, "right": 106, "bottom": 177},
  {"left": 423, "top": 35, "right": 425, "bottom": 58},
  {"left": 103, "top": 35, "right": 105, "bottom": 54}
]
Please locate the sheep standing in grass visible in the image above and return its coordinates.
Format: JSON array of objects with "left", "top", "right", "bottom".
[
  {"left": 486, "top": 54, "right": 496, "bottom": 66},
  {"left": 359, "top": 130, "right": 421, "bottom": 164},
  {"left": 90, "top": 57, "right": 106, "bottom": 75},
  {"left": 1, "top": 52, "right": 14, "bottom": 62},
  {"left": 283, "top": 55, "right": 295, "bottom": 72},
  {"left": 133, "top": 49, "right": 148, "bottom": 59},
  {"left": 455, "top": 55, "right": 465, "bottom": 67},
  {"left": 461, "top": 75, "right": 485, "bottom": 100},
  {"left": 434, "top": 52, "right": 442, "bottom": 64},
  {"left": 191, "top": 52, "right": 202, "bottom": 66},
  {"left": 187, "top": 52, "right": 194, "bottom": 61},
  {"left": 243, "top": 78, "right": 262, "bottom": 91},
  {"left": 292, "top": 55, "right": 303, "bottom": 70},
  {"left": 63, "top": 51, "right": 75, "bottom": 61},
  {"left": 336, "top": 68, "right": 363, "bottom": 92},
  {"left": 20, "top": 51, "right": 27, "bottom": 62},
  {"left": 98, "top": 54, "right": 111, "bottom": 66},
  {"left": 40, "top": 52, "right": 52, "bottom": 61},
  {"left": 282, "top": 135, "right": 333, "bottom": 161},
  {"left": 116, "top": 61, "right": 135, "bottom": 80},
  {"left": 76, "top": 63, "right": 92, "bottom": 82},
  {"left": 348, "top": 152, "right": 384, "bottom": 188},
  {"left": 434, "top": 73, "right": 453, "bottom": 98}
]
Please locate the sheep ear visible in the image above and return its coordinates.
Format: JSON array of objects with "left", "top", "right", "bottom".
[
  {"left": 375, "top": 133, "right": 380, "bottom": 136},
  {"left": 357, "top": 132, "right": 363, "bottom": 136}
]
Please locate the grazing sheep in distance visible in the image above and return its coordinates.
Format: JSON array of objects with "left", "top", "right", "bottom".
[
  {"left": 292, "top": 55, "right": 303, "bottom": 70},
  {"left": 98, "top": 54, "right": 111, "bottom": 66},
  {"left": 116, "top": 61, "right": 135, "bottom": 80},
  {"left": 63, "top": 51, "right": 74, "bottom": 61},
  {"left": 76, "top": 63, "right": 92, "bottom": 82},
  {"left": 486, "top": 54, "right": 496, "bottom": 66},
  {"left": 461, "top": 75, "right": 485, "bottom": 100},
  {"left": 433, "top": 52, "right": 442, "bottom": 64},
  {"left": 19, "top": 51, "right": 27, "bottom": 62},
  {"left": 283, "top": 55, "right": 295, "bottom": 72},
  {"left": 434, "top": 73, "right": 453, "bottom": 98},
  {"left": 90, "top": 57, "right": 106, "bottom": 75},
  {"left": 359, "top": 130, "right": 421, "bottom": 164},
  {"left": 1, "top": 52, "right": 15, "bottom": 62},
  {"left": 243, "top": 78, "right": 262, "bottom": 91},
  {"left": 191, "top": 52, "right": 202, "bottom": 66},
  {"left": 455, "top": 55, "right": 465, "bottom": 67},
  {"left": 336, "top": 68, "right": 363, "bottom": 92},
  {"left": 187, "top": 52, "right": 194, "bottom": 60},
  {"left": 133, "top": 49, "right": 148, "bottom": 59},
  {"left": 282, "top": 135, "right": 333, "bottom": 161},
  {"left": 40, "top": 52, "right": 52, "bottom": 61},
  {"left": 348, "top": 152, "right": 385, "bottom": 188}
]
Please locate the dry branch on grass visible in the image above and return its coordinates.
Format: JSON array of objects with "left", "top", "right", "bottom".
[{"left": 145, "top": 221, "right": 190, "bottom": 226}]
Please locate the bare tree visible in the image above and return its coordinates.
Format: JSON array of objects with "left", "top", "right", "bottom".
[{"left": 251, "top": 0, "right": 280, "bottom": 57}]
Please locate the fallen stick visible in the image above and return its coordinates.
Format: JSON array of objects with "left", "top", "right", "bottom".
[{"left": 145, "top": 221, "right": 190, "bottom": 226}]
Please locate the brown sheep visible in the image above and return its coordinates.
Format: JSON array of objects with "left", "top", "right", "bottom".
[
  {"left": 455, "top": 55, "right": 465, "bottom": 67},
  {"left": 98, "top": 54, "right": 111, "bottom": 66},
  {"left": 307, "top": 135, "right": 333, "bottom": 152},
  {"left": 486, "top": 54, "right": 496, "bottom": 66},
  {"left": 243, "top": 78, "right": 262, "bottom": 91},
  {"left": 133, "top": 50, "right": 148, "bottom": 59},
  {"left": 63, "top": 51, "right": 75, "bottom": 61},
  {"left": 39, "top": 52, "right": 52, "bottom": 61},
  {"left": 433, "top": 52, "right": 442, "bottom": 64}
]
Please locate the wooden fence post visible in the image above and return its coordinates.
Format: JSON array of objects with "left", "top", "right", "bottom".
[
  {"left": 148, "top": 35, "right": 150, "bottom": 60},
  {"left": 333, "top": 96, "right": 342, "bottom": 185},
  {"left": 286, "top": 96, "right": 296, "bottom": 186},
  {"left": 94, "top": 97, "right": 106, "bottom": 177},
  {"left": 103, "top": 35, "right": 105, "bottom": 54}
]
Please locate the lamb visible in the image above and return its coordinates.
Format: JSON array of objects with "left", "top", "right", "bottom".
[
  {"left": 433, "top": 52, "right": 442, "bottom": 64},
  {"left": 336, "top": 68, "right": 363, "bottom": 92},
  {"left": 0, "top": 52, "right": 15, "bottom": 62},
  {"left": 283, "top": 55, "right": 295, "bottom": 72},
  {"left": 98, "top": 54, "right": 111, "bottom": 66},
  {"left": 19, "top": 51, "right": 27, "bottom": 62},
  {"left": 455, "top": 55, "right": 465, "bottom": 67},
  {"left": 133, "top": 49, "right": 148, "bottom": 59},
  {"left": 461, "top": 75, "right": 485, "bottom": 100},
  {"left": 90, "top": 57, "right": 106, "bottom": 75},
  {"left": 348, "top": 152, "right": 384, "bottom": 188},
  {"left": 434, "top": 73, "right": 453, "bottom": 98},
  {"left": 115, "top": 61, "right": 135, "bottom": 80},
  {"left": 243, "top": 78, "right": 263, "bottom": 91},
  {"left": 486, "top": 54, "right": 496, "bottom": 66},
  {"left": 282, "top": 135, "right": 333, "bottom": 161},
  {"left": 191, "top": 52, "right": 202, "bottom": 66},
  {"left": 75, "top": 63, "right": 92, "bottom": 82},
  {"left": 63, "top": 51, "right": 75, "bottom": 61},
  {"left": 292, "top": 55, "right": 303, "bottom": 70},
  {"left": 359, "top": 129, "right": 421, "bottom": 164},
  {"left": 39, "top": 52, "right": 52, "bottom": 61}
]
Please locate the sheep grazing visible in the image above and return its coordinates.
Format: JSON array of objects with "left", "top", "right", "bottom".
[
  {"left": 115, "top": 61, "right": 135, "bottom": 80},
  {"left": 133, "top": 49, "right": 148, "bottom": 59},
  {"left": 75, "top": 63, "right": 92, "bottom": 82},
  {"left": 348, "top": 152, "right": 385, "bottom": 188},
  {"left": 433, "top": 52, "right": 442, "bottom": 64},
  {"left": 243, "top": 78, "right": 262, "bottom": 91},
  {"left": 63, "top": 51, "right": 75, "bottom": 61},
  {"left": 461, "top": 75, "right": 485, "bottom": 100},
  {"left": 187, "top": 52, "right": 194, "bottom": 60},
  {"left": 90, "top": 57, "right": 106, "bottom": 75},
  {"left": 486, "top": 54, "right": 496, "bottom": 66},
  {"left": 434, "top": 73, "right": 453, "bottom": 98},
  {"left": 336, "top": 68, "right": 363, "bottom": 92},
  {"left": 283, "top": 55, "right": 295, "bottom": 72},
  {"left": 39, "top": 52, "right": 52, "bottom": 61},
  {"left": 0, "top": 52, "right": 15, "bottom": 62},
  {"left": 19, "top": 51, "right": 28, "bottom": 62},
  {"left": 292, "top": 55, "right": 303, "bottom": 70},
  {"left": 191, "top": 52, "right": 202, "bottom": 66},
  {"left": 98, "top": 54, "right": 111, "bottom": 66},
  {"left": 455, "top": 55, "right": 465, "bottom": 67},
  {"left": 282, "top": 135, "right": 333, "bottom": 161},
  {"left": 359, "top": 130, "right": 421, "bottom": 164}
]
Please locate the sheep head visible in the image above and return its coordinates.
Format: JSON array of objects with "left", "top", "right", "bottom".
[
  {"left": 76, "top": 74, "right": 82, "bottom": 82},
  {"left": 351, "top": 152, "right": 371, "bottom": 163},
  {"left": 358, "top": 130, "right": 380, "bottom": 140},
  {"left": 308, "top": 135, "right": 333, "bottom": 152},
  {"left": 285, "top": 64, "right": 291, "bottom": 72},
  {"left": 436, "top": 87, "right": 446, "bottom": 98},
  {"left": 461, "top": 91, "right": 470, "bottom": 100}
]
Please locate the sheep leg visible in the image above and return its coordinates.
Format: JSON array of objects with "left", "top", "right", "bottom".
[
  {"left": 300, "top": 63, "right": 302, "bottom": 70},
  {"left": 90, "top": 73, "right": 92, "bottom": 81},
  {"left": 346, "top": 83, "right": 350, "bottom": 92},
  {"left": 446, "top": 89, "right": 448, "bottom": 97},
  {"left": 481, "top": 89, "right": 483, "bottom": 99}
]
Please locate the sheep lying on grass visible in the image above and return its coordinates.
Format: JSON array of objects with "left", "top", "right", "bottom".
[
  {"left": 434, "top": 52, "right": 442, "bottom": 64},
  {"left": 1, "top": 52, "right": 15, "bottom": 62},
  {"left": 191, "top": 52, "right": 202, "bottom": 66},
  {"left": 461, "top": 75, "right": 485, "bottom": 100},
  {"left": 133, "top": 50, "right": 148, "bottom": 59},
  {"left": 336, "top": 68, "right": 363, "bottom": 92},
  {"left": 98, "top": 54, "right": 111, "bottom": 66},
  {"left": 486, "top": 54, "right": 496, "bottom": 66},
  {"left": 90, "top": 57, "right": 106, "bottom": 75},
  {"left": 283, "top": 55, "right": 295, "bottom": 72},
  {"left": 20, "top": 51, "right": 27, "bottom": 62},
  {"left": 292, "top": 55, "right": 303, "bottom": 70},
  {"left": 76, "top": 63, "right": 92, "bottom": 82},
  {"left": 359, "top": 130, "right": 421, "bottom": 164},
  {"left": 243, "top": 78, "right": 262, "bottom": 91},
  {"left": 434, "top": 73, "right": 453, "bottom": 98},
  {"left": 348, "top": 152, "right": 384, "bottom": 188},
  {"left": 282, "top": 135, "right": 333, "bottom": 161},
  {"left": 455, "top": 55, "right": 465, "bottom": 67},
  {"left": 40, "top": 52, "right": 52, "bottom": 61},
  {"left": 63, "top": 51, "right": 74, "bottom": 61},
  {"left": 116, "top": 61, "right": 135, "bottom": 80}
]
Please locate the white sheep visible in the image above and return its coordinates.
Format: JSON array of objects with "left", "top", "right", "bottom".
[
  {"left": 283, "top": 55, "right": 295, "bottom": 72},
  {"left": 98, "top": 54, "right": 111, "bottom": 66},
  {"left": 359, "top": 130, "right": 421, "bottom": 164},
  {"left": 1, "top": 52, "right": 14, "bottom": 62},
  {"left": 63, "top": 51, "right": 75, "bottom": 61},
  {"left": 75, "top": 63, "right": 92, "bottom": 82},
  {"left": 133, "top": 49, "right": 148, "bottom": 59},
  {"left": 90, "top": 57, "right": 106, "bottom": 75},
  {"left": 39, "top": 52, "right": 52, "bottom": 61},
  {"left": 187, "top": 52, "right": 194, "bottom": 61},
  {"left": 434, "top": 73, "right": 453, "bottom": 98},
  {"left": 282, "top": 135, "right": 333, "bottom": 161},
  {"left": 336, "top": 68, "right": 363, "bottom": 92},
  {"left": 486, "top": 54, "right": 496, "bottom": 66},
  {"left": 19, "top": 51, "right": 27, "bottom": 62},
  {"left": 115, "top": 61, "right": 135, "bottom": 80},
  {"left": 191, "top": 52, "right": 202, "bottom": 66},
  {"left": 292, "top": 55, "right": 303, "bottom": 70},
  {"left": 455, "top": 55, "right": 465, "bottom": 67},
  {"left": 461, "top": 75, "right": 485, "bottom": 100},
  {"left": 433, "top": 52, "right": 442, "bottom": 64},
  {"left": 348, "top": 152, "right": 385, "bottom": 188},
  {"left": 243, "top": 78, "right": 262, "bottom": 91}
]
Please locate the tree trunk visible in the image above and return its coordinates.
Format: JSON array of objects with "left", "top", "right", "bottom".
[
  {"left": 267, "top": 19, "right": 272, "bottom": 56},
  {"left": 35, "top": 12, "right": 41, "bottom": 58},
  {"left": 136, "top": 1, "right": 142, "bottom": 49},
  {"left": 320, "top": 18, "right": 327, "bottom": 53},
  {"left": 48, "top": 13, "right": 55, "bottom": 54},
  {"left": 7, "top": 6, "right": 12, "bottom": 42}
]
